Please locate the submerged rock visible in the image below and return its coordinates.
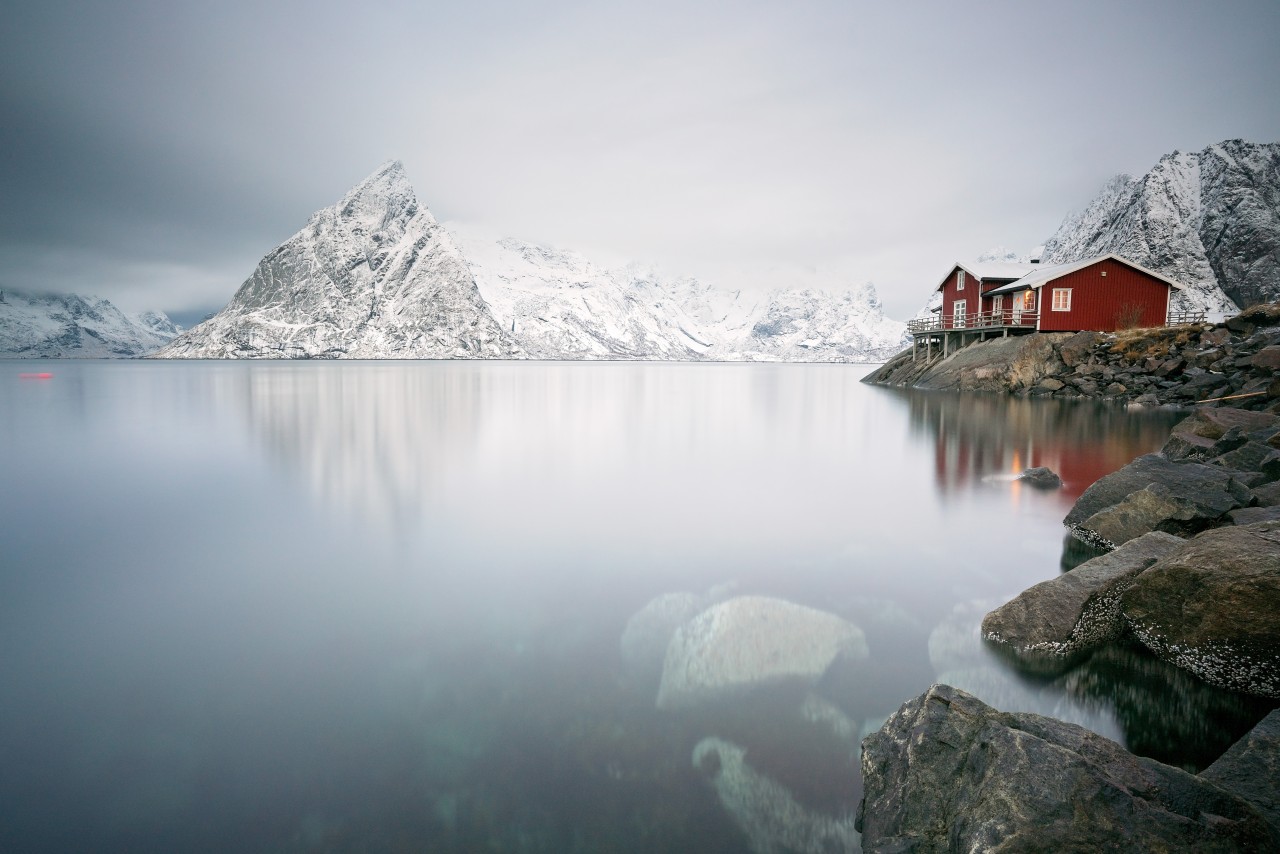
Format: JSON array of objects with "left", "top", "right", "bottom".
[
  {"left": 982, "top": 532, "right": 1184, "bottom": 668},
  {"left": 620, "top": 592, "right": 708, "bottom": 681},
  {"left": 1018, "top": 466, "right": 1062, "bottom": 489},
  {"left": 692, "top": 737, "right": 860, "bottom": 854},
  {"left": 857, "top": 684, "right": 1280, "bottom": 853},
  {"left": 656, "top": 596, "right": 867, "bottom": 710},
  {"left": 1121, "top": 521, "right": 1280, "bottom": 698}
]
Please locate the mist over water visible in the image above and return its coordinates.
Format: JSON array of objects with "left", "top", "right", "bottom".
[{"left": 1, "top": 361, "right": 1269, "bottom": 851}]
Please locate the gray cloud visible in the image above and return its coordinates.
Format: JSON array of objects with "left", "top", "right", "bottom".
[{"left": 2, "top": 0, "right": 1278, "bottom": 319}]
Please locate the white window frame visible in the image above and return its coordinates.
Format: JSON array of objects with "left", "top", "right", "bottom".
[
  {"left": 957, "top": 270, "right": 965, "bottom": 291},
  {"left": 992, "top": 294, "right": 1004, "bottom": 318},
  {"left": 953, "top": 299, "right": 967, "bottom": 328},
  {"left": 1051, "top": 288, "right": 1072, "bottom": 312}
]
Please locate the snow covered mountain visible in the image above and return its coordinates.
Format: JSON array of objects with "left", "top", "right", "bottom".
[
  {"left": 0, "top": 289, "right": 179, "bottom": 357},
  {"left": 1041, "top": 139, "right": 1280, "bottom": 314},
  {"left": 155, "top": 162, "right": 522, "bottom": 359},
  {"left": 456, "top": 229, "right": 908, "bottom": 362}
]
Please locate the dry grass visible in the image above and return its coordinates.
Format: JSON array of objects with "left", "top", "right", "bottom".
[{"left": 1108, "top": 325, "right": 1199, "bottom": 363}]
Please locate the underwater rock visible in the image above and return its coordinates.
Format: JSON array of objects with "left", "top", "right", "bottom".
[
  {"left": 1122, "top": 521, "right": 1280, "bottom": 698},
  {"left": 620, "top": 592, "right": 707, "bottom": 680},
  {"left": 692, "top": 737, "right": 860, "bottom": 854},
  {"left": 656, "top": 596, "right": 867, "bottom": 710},
  {"left": 982, "top": 531, "right": 1184, "bottom": 668},
  {"left": 857, "top": 684, "right": 1280, "bottom": 853}
]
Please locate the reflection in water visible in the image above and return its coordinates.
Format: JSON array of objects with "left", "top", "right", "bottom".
[
  {"left": 899, "top": 389, "right": 1182, "bottom": 505},
  {"left": 0, "top": 361, "right": 1255, "bottom": 852}
]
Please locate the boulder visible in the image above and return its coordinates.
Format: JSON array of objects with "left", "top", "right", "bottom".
[
  {"left": 693, "top": 737, "right": 860, "bottom": 854},
  {"left": 1252, "top": 346, "right": 1280, "bottom": 371},
  {"left": 656, "top": 596, "right": 867, "bottom": 710},
  {"left": 1056, "top": 330, "right": 1101, "bottom": 367},
  {"left": 982, "top": 532, "right": 1184, "bottom": 667},
  {"left": 1212, "top": 441, "right": 1280, "bottom": 481},
  {"left": 1018, "top": 466, "right": 1062, "bottom": 489},
  {"left": 1228, "top": 506, "right": 1280, "bottom": 525},
  {"left": 1121, "top": 521, "right": 1280, "bottom": 698},
  {"left": 1064, "top": 454, "right": 1251, "bottom": 548},
  {"left": 1252, "top": 480, "right": 1280, "bottom": 506},
  {"left": 1077, "top": 483, "right": 1222, "bottom": 549},
  {"left": 620, "top": 592, "right": 707, "bottom": 682},
  {"left": 1200, "top": 709, "right": 1280, "bottom": 832},
  {"left": 857, "top": 684, "right": 1280, "bottom": 853}
]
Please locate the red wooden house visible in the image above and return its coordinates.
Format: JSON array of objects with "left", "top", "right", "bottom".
[{"left": 910, "top": 254, "right": 1196, "bottom": 361}]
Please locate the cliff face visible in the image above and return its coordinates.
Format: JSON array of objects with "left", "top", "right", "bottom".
[
  {"left": 1042, "top": 140, "right": 1280, "bottom": 314},
  {"left": 0, "top": 290, "right": 178, "bottom": 357}
]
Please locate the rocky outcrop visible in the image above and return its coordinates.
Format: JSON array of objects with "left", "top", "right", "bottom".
[
  {"left": 982, "top": 532, "right": 1184, "bottom": 668},
  {"left": 692, "top": 737, "right": 860, "bottom": 854},
  {"left": 857, "top": 684, "right": 1280, "bottom": 853},
  {"left": 656, "top": 596, "right": 867, "bottom": 710},
  {"left": 865, "top": 302, "right": 1280, "bottom": 413},
  {"left": 1121, "top": 521, "right": 1280, "bottom": 698}
]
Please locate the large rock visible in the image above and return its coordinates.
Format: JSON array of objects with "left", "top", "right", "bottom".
[
  {"left": 1121, "top": 521, "right": 1280, "bottom": 698},
  {"left": 1064, "top": 453, "right": 1251, "bottom": 548},
  {"left": 912, "top": 333, "right": 1071, "bottom": 393},
  {"left": 692, "top": 737, "right": 860, "bottom": 854},
  {"left": 1077, "top": 483, "right": 1224, "bottom": 549},
  {"left": 656, "top": 596, "right": 867, "bottom": 710},
  {"left": 982, "top": 532, "right": 1185, "bottom": 668},
  {"left": 1201, "top": 710, "right": 1280, "bottom": 831},
  {"left": 857, "top": 684, "right": 1280, "bottom": 853},
  {"left": 620, "top": 592, "right": 709, "bottom": 683}
]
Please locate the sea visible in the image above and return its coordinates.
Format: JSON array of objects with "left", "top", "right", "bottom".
[{"left": 1, "top": 360, "right": 1273, "bottom": 852}]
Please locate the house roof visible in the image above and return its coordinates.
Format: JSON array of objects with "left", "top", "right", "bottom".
[
  {"left": 983, "top": 253, "right": 1186, "bottom": 296},
  {"left": 933, "top": 261, "right": 1037, "bottom": 292}
]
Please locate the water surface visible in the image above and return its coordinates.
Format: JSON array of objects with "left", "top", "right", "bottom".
[{"left": 0, "top": 361, "right": 1269, "bottom": 852}]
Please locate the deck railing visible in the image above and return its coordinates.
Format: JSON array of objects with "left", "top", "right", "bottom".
[
  {"left": 908, "top": 311, "right": 1039, "bottom": 334},
  {"left": 1166, "top": 309, "right": 1207, "bottom": 325}
]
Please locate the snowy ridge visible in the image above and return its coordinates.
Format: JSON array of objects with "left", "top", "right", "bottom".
[
  {"left": 456, "top": 228, "right": 908, "bottom": 362},
  {"left": 0, "top": 289, "right": 179, "bottom": 357},
  {"left": 1041, "top": 139, "right": 1280, "bottom": 314},
  {"left": 155, "top": 162, "right": 522, "bottom": 359}
]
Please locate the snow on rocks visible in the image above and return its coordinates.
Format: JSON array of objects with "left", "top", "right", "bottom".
[{"left": 656, "top": 595, "right": 868, "bottom": 710}]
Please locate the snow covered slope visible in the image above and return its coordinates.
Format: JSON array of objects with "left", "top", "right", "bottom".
[
  {"left": 456, "top": 229, "right": 908, "bottom": 362},
  {"left": 155, "top": 162, "right": 522, "bottom": 359},
  {"left": 0, "top": 290, "right": 178, "bottom": 357},
  {"left": 1041, "top": 139, "right": 1280, "bottom": 313}
]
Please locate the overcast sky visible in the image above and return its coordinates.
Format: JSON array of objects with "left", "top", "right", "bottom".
[{"left": 2, "top": 0, "right": 1278, "bottom": 323}]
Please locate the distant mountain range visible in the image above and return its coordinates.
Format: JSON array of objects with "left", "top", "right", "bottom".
[
  {"left": 0, "top": 290, "right": 178, "bottom": 358},
  {"left": 155, "top": 162, "right": 908, "bottom": 362}
]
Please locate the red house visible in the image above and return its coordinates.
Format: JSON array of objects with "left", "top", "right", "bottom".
[{"left": 910, "top": 254, "right": 1197, "bottom": 360}]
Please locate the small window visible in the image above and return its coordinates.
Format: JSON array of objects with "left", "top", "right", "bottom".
[
  {"left": 1051, "top": 288, "right": 1072, "bottom": 311},
  {"left": 953, "top": 299, "right": 967, "bottom": 327},
  {"left": 957, "top": 270, "right": 966, "bottom": 291},
  {"left": 1022, "top": 290, "right": 1036, "bottom": 311}
]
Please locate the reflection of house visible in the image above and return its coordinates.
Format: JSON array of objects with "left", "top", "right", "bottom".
[{"left": 909, "top": 254, "right": 1203, "bottom": 360}]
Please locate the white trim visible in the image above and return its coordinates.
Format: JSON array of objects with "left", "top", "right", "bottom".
[
  {"left": 957, "top": 270, "right": 965, "bottom": 291},
  {"left": 953, "top": 298, "right": 967, "bottom": 327},
  {"left": 1051, "top": 288, "right": 1072, "bottom": 311}
]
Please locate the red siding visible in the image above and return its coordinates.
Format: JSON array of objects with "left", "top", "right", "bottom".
[
  {"left": 939, "top": 267, "right": 969, "bottom": 326},
  {"left": 1036, "top": 258, "right": 1170, "bottom": 332}
]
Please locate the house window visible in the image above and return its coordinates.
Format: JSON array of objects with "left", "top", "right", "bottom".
[
  {"left": 953, "top": 299, "right": 967, "bottom": 327},
  {"left": 1051, "top": 288, "right": 1072, "bottom": 311},
  {"left": 1023, "top": 290, "right": 1036, "bottom": 311},
  {"left": 957, "top": 270, "right": 965, "bottom": 291}
]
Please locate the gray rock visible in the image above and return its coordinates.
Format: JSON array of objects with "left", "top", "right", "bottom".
[
  {"left": 1252, "top": 480, "right": 1280, "bottom": 506},
  {"left": 857, "top": 684, "right": 1280, "bottom": 853},
  {"left": 619, "top": 592, "right": 707, "bottom": 682},
  {"left": 1228, "top": 506, "right": 1280, "bottom": 525},
  {"left": 1057, "top": 331, "right": 1101, "bottom": 367},
  {"left": 1065, "top": 454, "right": 1250, "bottom": 547},
  {"left": 981, "top": 532, "right": 1185, "bottom": 667},
  {"left": 1201, "top": 709, "right": 1280, "bottom": 832},
  {"left": 1079, "top": 483, "right": 1222, "bottom": 549},
  {"left": 693, "top": 737, "right": 860, "bottom": 854},
  {"left": 1018, "top": 466, "right": 1062, "bottom": 489},
  {"left": 1122, "top": 521, "right": 1280, "bottom": 697},
  {"left": 656, "top": 596, "right": 867, "bottom": 710}
]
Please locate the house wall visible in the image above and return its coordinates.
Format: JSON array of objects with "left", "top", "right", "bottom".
[
  {"left": 1036, "top": 258, "right": 1170, "bottom": 332},
  {"left": 939, "top": 267, "right": 968, "bottom": 327}
]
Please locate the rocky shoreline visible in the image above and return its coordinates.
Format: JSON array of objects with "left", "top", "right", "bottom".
[
  {"left": 863, "top": 302, "right": 1280, "bottom": 412},
  {"left": 858, "top": 400, "right": 1280, "bottom": 850}
]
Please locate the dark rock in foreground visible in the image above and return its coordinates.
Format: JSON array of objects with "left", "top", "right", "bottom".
[
  {"left": 1121, "top": 521, "right": 1280, "bottom": 698},
  {"left": 982, "top": 532, "right": 1184, "bottom": 670},
  {"left": 1201, "top": 709, "right": 1280, "bottom": 831},
  {"left": 857, "top": 684, "right": 1280, "bottom": 853}
]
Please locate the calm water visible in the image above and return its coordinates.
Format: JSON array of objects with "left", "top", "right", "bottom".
[{"left": 1, "top": 361, "right": 1272, "bottom": 852}]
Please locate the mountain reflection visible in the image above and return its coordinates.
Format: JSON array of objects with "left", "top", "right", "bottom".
[{"left": 896, "top": 390, "right": 1183, "bottom": 504}]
